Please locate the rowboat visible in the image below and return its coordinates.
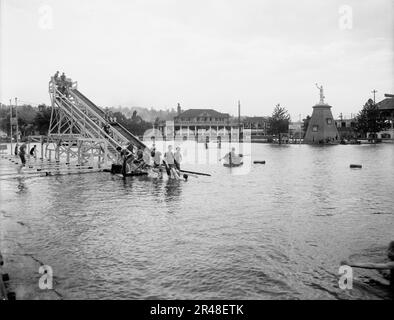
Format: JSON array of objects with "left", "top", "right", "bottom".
[
  {"left": 222, "top": 153, "right": 243, "bottom": 167},
  {"left": 223, "top": 162, "right": 243, "bottom": 168}
]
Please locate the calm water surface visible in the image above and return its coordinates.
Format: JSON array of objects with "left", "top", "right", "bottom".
[{"left": 0, "top": 143, "right": 393, "bottom": 299}]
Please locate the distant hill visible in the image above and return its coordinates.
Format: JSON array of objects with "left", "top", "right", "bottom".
[{"left": 107, "top": 106, "right": 178, "bottom": 122}]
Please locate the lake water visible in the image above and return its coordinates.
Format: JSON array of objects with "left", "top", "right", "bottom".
[{"left": 0, "top": 142, "right": 393, "bottom": 299}]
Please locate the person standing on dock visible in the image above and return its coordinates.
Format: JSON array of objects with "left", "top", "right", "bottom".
[
  {"left": 174, "top": 146, "right": 182, "bottom": 170},
  {"left": 14, "top": 143, "right": 19, "bottom": 156},
  {"left": 29, "top": 145, "right": 37, "bottom": 159},
  {"left": 19, "top": 143, "right": 27, "bottom": 166}
]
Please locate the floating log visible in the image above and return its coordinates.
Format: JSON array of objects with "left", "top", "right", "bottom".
[
  {"left": 179, "top": 169, "right": 211, "bottom": 177},
  {"left": 254, "top": 161, "right": 266, "bottom": 164},
  {"left": 350, "top": 164, "right": 362, "bottom": 168}
]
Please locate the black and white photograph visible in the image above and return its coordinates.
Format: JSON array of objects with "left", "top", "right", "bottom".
[{"left": 0, "top": 0, "right": 393, "bottom": 308}]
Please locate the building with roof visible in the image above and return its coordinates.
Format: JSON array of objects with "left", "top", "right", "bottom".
[
  {"left": 158, "top": 105, "right": 243, "bottom": 141},
  {"left": 242, "top": 116, "right": 270, "bottom": 136},
  {"left": 376, "top": 94, "right": 394, "bottom": 140},
  {"left": 334, "top": 117, "right": 357, "bottom": 140}
]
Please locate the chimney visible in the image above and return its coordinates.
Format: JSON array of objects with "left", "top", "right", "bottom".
[{"left": 177, "top": 103, "right": 181, "bottom": 115}]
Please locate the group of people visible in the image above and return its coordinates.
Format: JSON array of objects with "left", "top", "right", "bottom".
[
  {"left": 53, "top": 71, "right": 70, "bottom": 95},
  {"left": 122, "top": 144, "right": 183, "bottom": 179},
  {"left": 14, "top": 143, "right": 37, "bottom": 166}
]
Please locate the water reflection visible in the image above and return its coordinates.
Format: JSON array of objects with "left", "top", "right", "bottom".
[
  {"left": 163, "top": 179, "right": 182, "bottom": 203},
  {"left": 16, "top": 177, "right": 27, "bottom": 194}
]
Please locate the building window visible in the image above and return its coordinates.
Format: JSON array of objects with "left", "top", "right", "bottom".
[
  {"left": 327, "top": 118, "right": 333, "bottom": 125},
  {"left": 312, "top": 125, "right": 318, "bottom": 132}
]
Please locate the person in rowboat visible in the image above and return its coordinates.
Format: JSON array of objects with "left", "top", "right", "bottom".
[
  {"left": 222, "top": 147, "right": 241, "bottom": 164},
  {"left": 341, "top": 241, "right": 394, "bottom": 290}
]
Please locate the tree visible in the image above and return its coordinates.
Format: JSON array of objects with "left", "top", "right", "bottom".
[
  {"left": 268, "top": 104, "right": 290, "bottom": 144},
  {"left": 355, "top": 99, "right": 390, "bottom": 139},
  {"left": 34, "top": 105, "right": 52, "bottom": 134},
  {"left": 302, "top": 115, "right": 311, "bottom": 138}
]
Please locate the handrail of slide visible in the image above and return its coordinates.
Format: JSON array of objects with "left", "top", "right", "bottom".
[
  {"left": 70, "top": 89, "right": 106, "bottom": 117},
  {"left": 110, "top": 122, "right": 146, "bottom": 149},
  {"left": 53, "top": 89, "right": 129, "bottom": 156},
  {"left": 68, "top": 88, "right": 147, "bottom": 149}
]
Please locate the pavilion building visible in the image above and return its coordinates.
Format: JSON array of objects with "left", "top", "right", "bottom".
[
  {"left": 158, "top": 106, "right": 243, "bottom": 141},
  {"left": 376, "top": 94, "right": 394, "bottom": 141}
]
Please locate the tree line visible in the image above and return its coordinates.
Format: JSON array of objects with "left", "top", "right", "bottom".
[
  {"left": 0, "top": 98, "right": 390, "bottom": 142},
  {"left": 0, "top": 104, "right": 157, "bottom": 139}
]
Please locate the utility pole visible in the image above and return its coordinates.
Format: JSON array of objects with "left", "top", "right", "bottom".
[
  {"left": 9, "top": 99, "right": 13, "bottom": 155},
  {"left": 15, "top": 97, "right": 19, "bottom": 143},
  {"left": 371, "top": 89, "right": 377, "bottom": 105},
  {"left": 238, "top": 100, "right": 241, "bottom": 141}
]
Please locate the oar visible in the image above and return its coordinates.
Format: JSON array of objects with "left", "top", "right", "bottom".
[
  {"left": 162, "top": 160, "right": 173, "bottom": 177},
  {"left": 179, "top": 169, "right": 211, "bottom": 177}
]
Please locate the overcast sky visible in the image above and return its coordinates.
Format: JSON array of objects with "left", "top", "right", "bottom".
[{"left": 1, "top": 0, "right": 393, "bottom": 119}]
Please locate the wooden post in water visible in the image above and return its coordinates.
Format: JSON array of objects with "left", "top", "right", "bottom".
[
  {"left": 40, "top": 136, "right": 44, "bottom": 159},
  {"left": 9, "top": 99, "right": 13, "bottom": 156},
  {"left": 97, "top": 149, "right": 101, "bottom": 168},
  {"left": 66, "top": 143, "right": 70, "bottom": 164},
  {"left": 27, "top": 138, "right": 30, "bottom": 160},
  {"left": 55, "top": 142, "right": 60, "bottom": 161},
  {"left": 77, "top": 142, "right": 81, "bottom": 165},
  {"left": 90, "top": 147, "right": 94, "bottom": 167}
]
